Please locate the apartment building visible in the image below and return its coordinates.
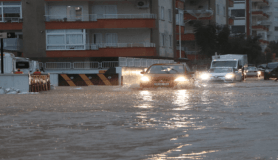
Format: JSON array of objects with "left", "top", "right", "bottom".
[
  {"left": 229, "top": 0, "right": 270, "bottom": 51},
  {"left": 0, "top": 0, "right": 177, "bottom": 63},
  {"left": 176, "top": 0, "right": 230, "bottom": 60}
]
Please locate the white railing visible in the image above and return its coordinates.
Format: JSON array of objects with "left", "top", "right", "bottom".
[
  {"left": 73, "top": 62, "right": 99, "bottom": 69},
  {"left": 42, "top": 58, "right": 176, "bottom": 70},
  {"left": 45, "top": 62, "right": 71, "bottom": 69},
  {"left": 0, "top": 17, "right": 23, "bottom": 23},
  {"left": 87, "top": 43, "right": 155, "bottom": 50},
  {"left": 102, "top": 61, "right": 119, "bottom": 68},
  {"left": 44, "top": 14, "right": 156, "bottom": 22},
  {"left": 0, "top": 38, "right": 23, "bottom": 52}
]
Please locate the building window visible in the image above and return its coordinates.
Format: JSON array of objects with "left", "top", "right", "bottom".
[
  {"left": 0, "top": 2, "right": 22, "bottom": 22},
  {"left": 275, "top": 7, "right": 278, "bottom": 11},
  {"left": 169, "top": 35, "right": 172, "bottom": 47},
  {"left": 217, "top": 4, "right": 219, "bottom": 15},
  {"left": 274, "top": 0, "right": 278, "bottom": 2},
  {"left": 275, "top": 27, "right": 278, "bottom": 31},
  {"left": 275, "top": 36, "right": 278, "bottom": 42},
  {"left": 223, "top": 6, "right": 226, "bottom": 17},
  {"left": 275, "top": 17, "right": 278, "bottom": 21},
  {"left": 168, "top": 9, "right": 172, "bottom": 22},
  {"left": 46, "top": 29, "right": 86, "bottom": 50},
  {"left": 231, "top": 9, "right": 245, "bottom": 17},
  {"left": 231, "top": 26, "right": 245, "bottom": 33},
  {"left": 161, "top": 6, "right": 164, "bottom": 20},
  {"left": 161, "top": 33, "right": 165, "bottom": 47}
]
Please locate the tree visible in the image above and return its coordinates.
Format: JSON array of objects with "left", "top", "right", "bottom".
[
  {"left": 193, "top": 22, "right": 263, "bottom": 65},
  {"left": 268, "top": 41, "right": 278, "bottom": 57}
]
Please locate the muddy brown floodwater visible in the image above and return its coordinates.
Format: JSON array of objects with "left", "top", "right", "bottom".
[{"left": 1, "top": 78, "right": 278, "bottom": 160}]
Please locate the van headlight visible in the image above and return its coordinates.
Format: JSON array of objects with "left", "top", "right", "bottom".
[
  {"left": 174, "top": 77, "right": 187, "bottom": 82},
  {"left": 141, "top": 76, "right": 150, "bottom": 82},
  {"left": 200, "top": 73, "right": 210, "bottom": 80},
  {"left": 225, "top": 74, "right": 234, "bottom": 79}
]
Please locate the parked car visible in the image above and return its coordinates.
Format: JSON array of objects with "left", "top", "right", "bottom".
[
  {"left": 245, "top": 67, "right": 261, "bottom": 77},
  {"left": 264, "top": 62, "right": 278, "bottom": 80},
  {"left": 140, "top": 64, "right": 193, "bottom": 88}
]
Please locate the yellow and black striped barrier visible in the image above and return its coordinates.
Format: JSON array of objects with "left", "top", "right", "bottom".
[{"left": 58, "top": 74, "right": 119, "bottom": 86}]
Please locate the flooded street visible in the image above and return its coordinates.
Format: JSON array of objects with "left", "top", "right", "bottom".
[{"left": 1, "top": 78, "right": 278, "bottom": 160}]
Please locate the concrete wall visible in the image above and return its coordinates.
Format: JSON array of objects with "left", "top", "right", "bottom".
[
  {"left": 266, "top": 0, "right": 278, "bottom": 41},
  {"left": 0, "top": 74, "right": 29, "bottom": 92},
  {"left": 22, "top": 0, "right": 46, "bottom": 58}
]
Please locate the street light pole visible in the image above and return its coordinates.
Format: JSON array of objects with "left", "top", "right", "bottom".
[{"left": 179, "top": 13, "right": 181, "bottom": 59}]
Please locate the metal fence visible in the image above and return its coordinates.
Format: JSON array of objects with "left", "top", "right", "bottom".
[
  {"left": 44, "top": 14, "right": 157, "bottom": 22},
  {"left": 41, "top": 58, "right": 176, "bottom": 70},
  {"left": 1, "top": 17, "right": 23, "bottom": 23}
]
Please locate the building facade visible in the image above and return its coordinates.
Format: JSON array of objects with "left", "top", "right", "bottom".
[
  {"left": 0, "top": 0, "right": 178, "bottom": 63},
  {"left": 176, "top": 0, "right": 230, "bottom": 60}
]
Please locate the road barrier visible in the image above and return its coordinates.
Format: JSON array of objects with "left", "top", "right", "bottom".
[
  {"left": 58, "top": 74, "right": 119, "bottom": 86},
  {"left": 29, "top": 74, "right": 50, "bottom": 92}
]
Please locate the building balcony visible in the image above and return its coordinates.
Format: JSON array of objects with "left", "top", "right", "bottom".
[
  {"left": 176, "top": 25, "right": 185, "bottom": 34},
  {"left": 176, "top": 33, "right": 195, "bottom": 41},
  {"left": 184, "top": 10, "right": 213, "bottom": 20},
  {"left": 176, "top": 0, "right": 185, "bottom": 10},
  {"left": 46, "top": 43, "right": 156, "bottom": 58},
  {"left": 252, "top": 25, "right": 269, "bottom": 31},
  {"left": 252, "top": 10, "right": 269, "bottom": 19},
  {"left": 0, "top": 38, "right": 23, "bottom": 52},
  {"left": 45, "top": 14, "right": 157, "bottom": 29},
  {"left": 229, "top": 0, "right": 234, "bottom": 7},
  {"left": 0, "top": 17, "right": 23, "bottom": 30},
  {"left": 229, "top": 17, "right": 235, "bottom": 25},
  {"left": 259, "top": 39, "right": 269, "bottom": 44},
  {"left": 251, "top": 0, "right": 269, "bottom": 6}
]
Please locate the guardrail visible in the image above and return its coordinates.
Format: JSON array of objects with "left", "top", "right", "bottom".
[
  {"left": 41, "top": 58, "right": 176, "bottom": 70},
  {"left": 44, "top": 14, "right": 157, "bottom": 22}
]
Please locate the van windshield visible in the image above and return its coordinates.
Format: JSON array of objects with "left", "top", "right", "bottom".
[{"left": 212, "top": 61, "right": 237, "bottom": 68}]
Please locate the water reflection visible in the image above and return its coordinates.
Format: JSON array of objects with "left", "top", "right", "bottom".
[
  {"left": 136, "top": 91, "right": 154, "bottom": 109},
  {"left": 172, "top": 90, "right": 190, "bottom": 110}
]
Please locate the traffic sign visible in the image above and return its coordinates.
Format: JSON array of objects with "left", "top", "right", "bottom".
[{"left": 0, "top": 33, "right": 7, "bottom": 39}]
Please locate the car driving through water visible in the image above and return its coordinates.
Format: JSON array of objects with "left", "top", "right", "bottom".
[
  {"left": 140, "top": 64, "right": 193, "bottom": 88},
  {"left": 200, "top": 67, "right": 241, "bottom": 83},
  {"left": 264, "top": 62, "right": 278, "bottom": 80}
]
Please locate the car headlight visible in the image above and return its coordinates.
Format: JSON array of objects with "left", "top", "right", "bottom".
[
  {"left": 174, "top": 77, "right": 187, "bottom": 82},
  {"left": 225, "top": 74, "right": 234, "bottom": 79},
  {"left": 200, "top": 73, "right": 210, "bottom": 80},
  {"left": 141, "top": 76, "right": 150, "bottom": 82}
]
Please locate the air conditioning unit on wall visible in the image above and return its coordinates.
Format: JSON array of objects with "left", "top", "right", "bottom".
[{"left": 136, "top": 0, "right": 150, "bottom": 9}]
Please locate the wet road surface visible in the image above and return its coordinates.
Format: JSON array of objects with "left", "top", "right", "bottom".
[{"left": 1, "top": 78, "right": 278, "bottom": 160}]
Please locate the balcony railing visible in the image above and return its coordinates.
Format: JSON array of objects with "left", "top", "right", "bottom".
[
  {"left": 47, "top": 43, "right": 156, "bottom": 51},
  {"left": 0, "top": 17, "right": 23, "bottom": 23},
  {"left": 44, "top": 14, "right": 157, "bottom": 22},
  {"left": 184, "top": 10, "right": 214, "bottom": 20},
  {"left": 252, "top": 9, "right": 269, "bottom": 18},
  {"left": 0, "top": 38, "right": 23, "bottom": 52}
]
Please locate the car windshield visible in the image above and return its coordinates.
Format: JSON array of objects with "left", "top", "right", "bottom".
[
  {"left": 247, "top": 67, "right": 256, "bottom": 70},
  {"left": 212, "top": 61, "right": 237, "bottom": 68},
  {"left": 147, "top": 65, "right": 184, "bottom": 74},
  {"left": 208, "top": 68, "right": 233, "bottom": 73},
  {"left": 267, "top": 63, "right": 278, "bottom": 69}
]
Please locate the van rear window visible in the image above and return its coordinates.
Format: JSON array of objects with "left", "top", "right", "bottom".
[{"left": 16, "top": 62, "right": 29, "bottom": 69}]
